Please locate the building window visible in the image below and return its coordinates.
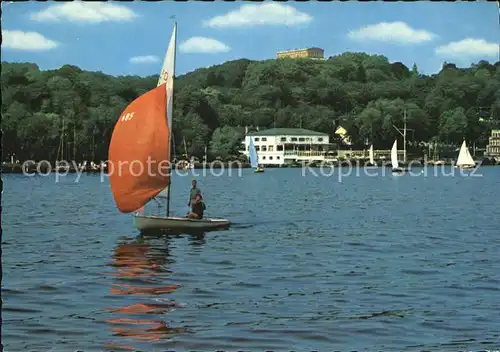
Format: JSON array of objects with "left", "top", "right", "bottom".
[
  {"left": 268, "top": 146, "right": 274, "bottom": 152},
  {"left": 261, "top": 146, "right": 267, "bottom": 152},
  {"left": 277, "top": 156, "right": 280, "bottom": 160},
  {"left": 269, "top": 156, "right": 273, "bottom": 160},
  {"left": 261, "top": 137, "right": 267, "bottom": 141},
  {"left": 255, "top": 146, "right": 260, "bottom": 151},
  {"left": 291, "top": 137, "right": 297, "bottom": 142},
  {"left": 262, "top": 156, "right": 266, "bottom": 160},
  {"left": 255, "top": 138, "right": 259, "bottom": 142},
  {"left": 318, "top": 137, "right": 323, "bottom": 142},
  {"left": 280, "top": 137, "right": 286, "bottom": 142},
  {"left": 277, "top": 145, "right": 283, "bottom": 151},
  {"left": 299, "top": 137, "right": 305, "bottom": 142}
]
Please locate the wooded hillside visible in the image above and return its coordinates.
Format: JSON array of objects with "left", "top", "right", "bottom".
[{"left": 2, "top": 53, "right": 499, "bottom": 162}]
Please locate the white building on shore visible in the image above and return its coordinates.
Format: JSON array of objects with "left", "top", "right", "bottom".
[
  {"left": 485, "top": 129, "right": 500, "bottom": 160},
  {"left": 240, "top": 128, "right": 332, "bottom": 166}
]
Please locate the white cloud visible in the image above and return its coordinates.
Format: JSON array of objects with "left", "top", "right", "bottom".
[
  {"left": 435, "top": 38, "right": 499, "bottom": 58},
  {"left": 2, "top": 29, "right": 59, "bottom": 51},
  {"left": 129, "top": 55, "right": 160, "bottom": 64},
  {"left": 30, "top": 1, "right": 137, "bottom": 23},
  {"left": 348, "top": 21, "right": 436, "bottom": 44},
  {"left": 179, "top": 37, "right": 230, "bottom": 54},
  {"left": 203, "top": 3, "right": 312, "bottom": 28}
]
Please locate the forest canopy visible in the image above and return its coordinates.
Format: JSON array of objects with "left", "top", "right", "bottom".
[{"left": 2, "top": 52, "right": 499, "bottom": 162}]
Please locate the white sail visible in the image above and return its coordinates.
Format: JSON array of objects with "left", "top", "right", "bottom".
[
  {"left": 456, "top": 140, "right": 475, "bottom": 167},
  {"left": 391, "top": 140, "right": 399, "bottom": 169},
  {"left": 248, "top": 138, "right": 259, "bottom": 168},
  {"left": 369, "top": 144, "right": 374, "bottom": 165},
  {"left": 157, "top": 23, "right": 177, "bottom": 199},
  {"left": 158, "top": 23, "right": 176, "bottom": 135}
]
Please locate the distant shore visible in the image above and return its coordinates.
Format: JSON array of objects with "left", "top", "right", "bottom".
[{"left": 2, "top": 158, "right": 499, "bottom": 174}]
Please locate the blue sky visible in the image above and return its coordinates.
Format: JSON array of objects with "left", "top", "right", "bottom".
[{"left": 2, "top": 1, "right": 499, "bottom": 77}]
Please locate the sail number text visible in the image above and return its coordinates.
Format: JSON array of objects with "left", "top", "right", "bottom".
[
  {"left": 161, "top": 69, "right": 168, "bottom": 81},
  {"left": 121, "top": 112, "right": 135, "bottom": 122}
]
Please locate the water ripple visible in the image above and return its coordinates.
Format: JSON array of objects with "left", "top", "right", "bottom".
[{"left": 3, "top": 168, "right": 500, "bottom": 351}]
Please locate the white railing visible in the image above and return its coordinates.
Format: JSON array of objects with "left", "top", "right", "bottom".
[{"left": 283, "top": 150, "right": 326, "bottom": 156}]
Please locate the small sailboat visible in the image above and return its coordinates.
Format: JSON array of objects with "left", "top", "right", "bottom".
[
  {"left": 391, "top": 139, "right": 406, "bottom": 174},
  {"left": 178, "top": 137, "right": 194, "bottom": 170},
  {"left": 367, "top": 144, "right": 377, "bottom": 167},
  {"left": 455, "top": 140, "right": 476, "bottom": 169},
  {"left": 108, "top": 22, "right": 230, "bottom": 233},
  {"left": 248, "top": 138, "right": 264, "bottom": 173}
]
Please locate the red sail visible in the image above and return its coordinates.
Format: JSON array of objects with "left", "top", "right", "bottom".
[{"left": 108, "top": 83, "right": 170, "bottom": 213}]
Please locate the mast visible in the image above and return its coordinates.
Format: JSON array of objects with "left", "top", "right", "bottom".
[
  {"left": 92, "top": 134, "right": 95, "bottom": 162},
  {"left": 392, "top": 107, "right": 408, "bottom": 164},
  {"left": 403, "top": 107, "right": 407, "bottom": 164},
  {"left": 183, "top": 136, "right": 188, "bottom": 159},
  {"left": 73, "top": 123, "right": 76, "bottom": 162},
  {"left": 166, "top": 20, "right": 177, "bottom": 217},
  {"left": 56, "top": 118, "right": 62, "bottom": 163},
  {"left": 61, "top": 117, "right": 65, "bottom": 162}
]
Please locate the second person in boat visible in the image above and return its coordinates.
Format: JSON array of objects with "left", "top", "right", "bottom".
[
  {"left": 187, "top": 180, "right": 204, "bottom": 219},
  {"left": 187, "top": 193, "right": 206, "bottom": 219}
]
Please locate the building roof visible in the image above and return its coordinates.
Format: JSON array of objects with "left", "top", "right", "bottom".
[
  {"left": 277, "top": 47, "right": 324, "bottom": 54},
  {"left": 335, "top": 125, "right": 347, "bottom": 135},
  {"left": 246, "top": 128, "right": 328, "bottom": 137}
]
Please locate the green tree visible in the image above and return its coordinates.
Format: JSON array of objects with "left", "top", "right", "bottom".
[
  {"left": 439, "top": 107, "right": 468, "bottom": 143},
  {"left": 209, "top": 126, "right": 243, "bottom": 157},
  {"left": 1, "top": 55, "right": 499, "bottom": 162}
]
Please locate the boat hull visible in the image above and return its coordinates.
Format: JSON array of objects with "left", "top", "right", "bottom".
[
  {"left": 254, "top": 167, "right": 265, "bottom": 173},
  {"left": 454, "top": 165, "right": 475, "bottom": 169},
  {"left": 134, "top": 214, "right": 231, "bottom": 232},
  {"left": 392, "top": 168, "right": 406, "bottom": 174}
]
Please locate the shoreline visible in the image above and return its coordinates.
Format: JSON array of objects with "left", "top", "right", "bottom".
[{"left": 2, "top": 159, "right": 499, "bottom": 174}]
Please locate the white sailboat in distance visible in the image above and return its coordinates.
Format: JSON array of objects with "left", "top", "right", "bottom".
[
  {"left": 391, "top": 139, "right": 406, "bottom": 174},
  {"left": 248, "top": 138, "right": 264, "bottom": 173},
  {"left": 367, "top": 144, "right": 377, "bottom": 167},
  {"left": 455, "top": 139, "right": 476, "bottom": 169}
]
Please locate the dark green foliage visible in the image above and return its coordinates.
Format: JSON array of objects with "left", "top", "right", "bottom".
[{"left": 1, "top": 53, "right": 499, "bottom": 162}]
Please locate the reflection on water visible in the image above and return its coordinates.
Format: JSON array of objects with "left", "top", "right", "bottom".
[
  {"left": 4, "top": 170, "right": 500, "bottom": 351},
  {"left": 104, "top": 234, "right": 189, "bottom": 349}
]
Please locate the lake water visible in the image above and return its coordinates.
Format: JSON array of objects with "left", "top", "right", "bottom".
[{"left": 3, "top": 166, "right": 500, "bottom": 351}]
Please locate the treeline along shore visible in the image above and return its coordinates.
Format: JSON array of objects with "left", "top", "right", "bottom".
[{"left": 2, "top": 53, "right": 500, "bottom": 169}]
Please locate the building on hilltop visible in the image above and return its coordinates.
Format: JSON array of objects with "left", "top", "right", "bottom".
[
  {"left": 276, "top": 47, "right": 324, "bottom": 60},
  {"left": 485, "top": 129, "right": 500, "bottom": 160},
  {"left": 240, "top": 127, "right": 333, "bottom": 166},
  {"left": 334, "top": 125, "right": 352, "bottom": 146}
]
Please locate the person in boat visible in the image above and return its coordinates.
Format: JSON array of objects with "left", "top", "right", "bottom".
[
  {"left": 188, "top": 179, "right": 201, "bottom": 207},
  {"left": 187, "top": 193, "right": 206, "bottom": 219}
]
